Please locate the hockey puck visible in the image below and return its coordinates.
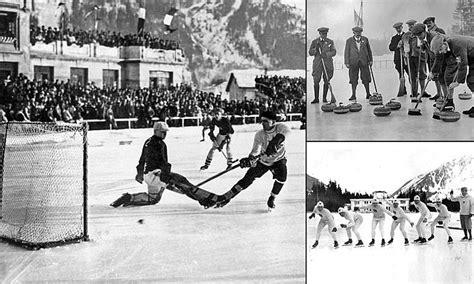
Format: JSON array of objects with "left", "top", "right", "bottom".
[
  {"left": 458, "top": 91, "right": 472, "bottom": 100},
  {"left": 374, "top": 106, "right": 391, "bottom": 116},
  {"left": 385, "top": 99, "right": 401, "bottom": 110},
  {"left": 439, "top": 111, "right": 461, "bottom": 122},
  {"left": 348, "top": 102, "right": 362, "bottom": 112},
  {"left": 321, "top": 103, "right": 336, "bottom": 112},
  {"left": 137, "top": 219, "right": 144, "bottom": 224}
]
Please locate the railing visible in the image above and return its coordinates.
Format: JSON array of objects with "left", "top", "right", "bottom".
[{"left": 84, "top": 113, "right": 303, "bottom": 130}]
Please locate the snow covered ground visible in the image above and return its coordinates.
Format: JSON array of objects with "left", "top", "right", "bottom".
[
  {"left": 0, "top": 122, "right": 305, "bottom": 282},
  {"left": 306, "top": 67, "right": 474, "bottom": 141},
  {"left": 307, "top": 212, "right": 473, "bottom": 284}
]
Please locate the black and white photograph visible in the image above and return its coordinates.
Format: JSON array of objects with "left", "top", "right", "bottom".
[
  {"left": 307, "top": 0, "right": 474, "bottom": 140},
  {"left": 0, "top": 0, "right": 306, "bottom": 282},
  {"left": 307, "top": 142, "right": 473, "bottom": 284}
]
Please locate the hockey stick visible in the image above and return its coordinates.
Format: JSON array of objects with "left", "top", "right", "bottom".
[{"left": 196, "top": 154, "right": 261, "bottom": 187}]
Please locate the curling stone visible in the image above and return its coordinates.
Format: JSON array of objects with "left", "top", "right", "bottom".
[
  {"left": 374, "top": 105, "right": 391, "bottom": 116},
  {"left": 334, "top": 103, "right": 350, "bottom": 114},
  {"left": 385, "top": 99, "right": 401, "bottom": 111},
  {"left": 439, "top": 111, "right": 461, "bottom": 122},
  {"left": 348, "top": 102, "right": 362, "bottom": 112},
  {"left": 321, "top": 103, "right": 336, "bottom": 112},
  {"left": 458, "top": 91, "right": 472, "bottom": 100},
  {"left": 369, "top": 93, "right": 383, "bottom": 105}
]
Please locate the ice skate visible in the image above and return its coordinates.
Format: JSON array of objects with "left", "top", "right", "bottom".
[
  {"left": 267, "top": 195, "right": 275, "bottom": 212},
  {"left": 428, "top": 235, "right": 435, "bottom": 241},
  {"left": 418, "top": 238, "right": 427, "bottom": 245},
  {"left": 381, "top": 239, "right": 386, "bottom": 247},
  {"left": 354, "top": 240, "right": 364, "bottom": 247},
  {"left": 387, "top": 238, "right": 394, "bottom": 245},
  {"left": 413, "top": 237, "right": 422, "bottom": 243},
  {"left": 334, "top": 241, "right": 339, "bottom": 249},
  {"left": 404, "top": 238, "right": 410, "bottom": 246},
  {"left": 461, "top": 236, "right": 469, "bottom": 242},
  {"left": 110, "top": 193, "right": 131, "bottom": 208},
  {"left": 312, "top": 240, "right": 319, "bottom": 249},
  {"left": 343, "top": 239, "right": 353, "bottom": 246},
  {"left": 368, "top": 239, "right": 375, "bottom": 247},
  {"left": 448, "top": 236, "right": 453, "bottom": 244},
  {"left": 200, "top": 164, "right": 209, "bottom": 171}
]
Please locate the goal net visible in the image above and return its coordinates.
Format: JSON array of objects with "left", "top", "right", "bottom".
[{"left": 0, "top": 122, "right": 88, "bottom": 249}]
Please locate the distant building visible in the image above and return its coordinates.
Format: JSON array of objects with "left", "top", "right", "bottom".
[
  {"left": 225, "top": 71, "right": 257, "bottom": 101},
  {"left": 350, "top": 198, "right": 410, "bottom": 212},
  {"left": 0, "top": 1, "right": 186, "bottom": 89}
]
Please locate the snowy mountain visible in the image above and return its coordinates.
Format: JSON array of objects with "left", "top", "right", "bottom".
[
  {"left": 392, "top": 156, "right": 474, "bottom": 197},
  {"left": 62, "top": 0, "right": 305, "bottom": 86}
]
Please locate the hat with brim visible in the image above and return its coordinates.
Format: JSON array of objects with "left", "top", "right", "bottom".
[
  {"left": 411, "top": 23, "right": 426, "bottom": 36},
  {"left": 317, "top": 27, "right": 329, "bottom": 33},
  {"left": 352, "top": 26, "right": 363, "bottom": 33},
  {"left": 423, "top": 17, "right": 435, "bottom": 24},
  {"left": 406, "top": 19, "right": 417, "bottom": 25},
  {"left": 393, "top": 22, "right": 403, "bottom": 29}
]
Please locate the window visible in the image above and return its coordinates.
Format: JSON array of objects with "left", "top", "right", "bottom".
[
  {"left": 34, "top": 66, "right": 54, "bottom": 82},
  {"left": 70, "top": 67, "right": 88, "bottom": 86},
  {"left": 0, "top": 11, "right": 17, "bottom": 43},
  {"left": 149, "top": 71, "right": 173, "bottom": 88},
  {"left": 103, "top": 69, "right": 118, "bottom": 88}
]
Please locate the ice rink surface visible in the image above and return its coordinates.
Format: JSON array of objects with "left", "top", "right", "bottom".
[
  {"left": 1, "top": 122, "right": 305, "bottom": 283},
  {"left": 307, "top": 67, "right": 474, "bottom": 141},
  {"left": 307, "top": 213, "right": 473, "bottom": 284}
]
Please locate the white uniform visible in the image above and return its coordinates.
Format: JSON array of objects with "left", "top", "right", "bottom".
[
  {"left": 360, "top": 203, "right": 393, "bottom": 240},
  {"left": 428, "top": 202, "right": 452, "bottom": 237},
  {"left": 388, "top": 204, "right": 413, "bottom": 239},
  {"left": 313, "top": 206, "right": 337, "bottom": 241},
  {"left": 249, "top": 123, "right": 290, "bottom": 166},
  {"left": 411, "top": 201, "right": 431, "bottom": 239},
  {"left": 341, "top": 211, "right": 363, "bottom": 241}
]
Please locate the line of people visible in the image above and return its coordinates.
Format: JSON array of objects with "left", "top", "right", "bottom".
[
  {"left": 309, "top": 188, "right": 473, "bottom": 249},
  {"left": 309, "top": 17, "right": 474, "bottom": 117}
]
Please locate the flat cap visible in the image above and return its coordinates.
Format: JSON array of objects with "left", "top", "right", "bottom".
[
  {"left": 423, "top": 17, "right": 435, "bottom": 24},
  {"left": 411, "top": 23, "right": 426, "bottom": 35},
  {"left": 393, "top": 22, "right": 403, "bottom": 29},
  {"left": 352, "top": 26, "right": 363, "bottom": 32},
  {"left": 317, "top": 27, "right": 329, "bottom": 33},
  {"left": 406, "top": 19, "right": 417, "bottom": 25}
]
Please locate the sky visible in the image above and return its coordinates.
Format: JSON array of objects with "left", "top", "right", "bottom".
[
  {"left": 307, "top": 0, "right": 458, "bottom": 40},
  {"left": 307, "top": 142, "right": 474, "bottom": 195}
]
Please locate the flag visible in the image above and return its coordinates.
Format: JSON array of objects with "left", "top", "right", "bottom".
[
  {"left": 353, "top": 10, "right": 363, "bottom": 28},
  {"left": 137, "top": 7, "right": 146, "bottom": 36},
  {"left": 164, "top": 8, "right": 178, "bottom": 34},
  {"left": 56, "top": 2, "right": 67, "bottom": 31}
]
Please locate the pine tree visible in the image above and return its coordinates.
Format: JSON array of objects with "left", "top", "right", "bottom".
[{"left": 452, "top": 0, "right": 474, "bottom": 36}]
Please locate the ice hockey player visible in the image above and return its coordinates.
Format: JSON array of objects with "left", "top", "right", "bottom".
[
  {"left": 208, "top": 110, "right": 290, "bottom": 210},
  {"left": 386, "top": 200, "right": 414, "bottom": 246},
  {"left": 309, "top": 201, "right": 339, "bottom": 249},
  {"left": 200, "top": 112, "right": 212, "bottom": 142},
  {"left": 448, "top": 187, "right": 473, "bottom": 241},
  {"left": 410, "top": 195, "right": 431, "bottom": 244},
  {"left": 427, "top": 198, "right": 453, "bottom": 244},
  {"left": 110, "top": 121, "right": 219, "bottom": 208},
  {"left": 338, "top": 207, "right": 364, "bottom": 247},
  {"left": 359, "top": 198, "right": 395, "bottom": 247},
  {"left": 200, "top": 108, "right": 234, "bottom": 170}
]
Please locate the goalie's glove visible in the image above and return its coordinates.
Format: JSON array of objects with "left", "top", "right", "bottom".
[
  {"left": 340, "top": 224, "right": 347, "bottom": 228},
  {"left": 392, "top": 216, "right": 398, "bottom": 221},
  {"left": 239, "top": 155, "right": 257, "bottom": 168},
  {"left": 308, "top": 213, "right": 315, "bottom": 219},
  {"left": 331, "top": 227, "right": 337, "bottom": 233},
  {"left": 265, "top": 133, "right": 285, "bottom": 156}
]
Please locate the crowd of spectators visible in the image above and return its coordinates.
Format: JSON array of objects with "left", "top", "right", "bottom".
[
  {"left": 255, "top": 75, "right": 305, "bottom": 101},
  {"left": 0, "top": 74, "right": 305, "bottom": 128},
  {"left": 30, "top": 26, "right": 180, "bottom": 50}
]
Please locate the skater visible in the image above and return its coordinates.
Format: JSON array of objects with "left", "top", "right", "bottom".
[
  {"left": 402, "top": 20, "right": 430, "bottom": 99},
  {"left": 200, "top": 112, "right": 212, "bottom": 142},
  {"left": 338, "top": 207, "right": 364, "bottom": 247},
  {"left": 309, "top": 27, "right": 336, "bottom": 104},
  {"left": 344, "top": 26, "right": 373, "bottom": 101},
  {"left": 427, "top": 198, "right": 453, "bottom": 244},
  {"left": 359, "top": 198, "right": 394, "bottom": 247},
  {"left": 430, "top": 33, "right": 474, "bottom": 112},
  {"left": 388, "top": 22, "right": 409, "bottom": 96},
  {"left": 200, "top": 108, "right": 234, "bottom": 170},
  {"left": 309, "top": 202, "right": 339, "bottom": 249},
  {"left": 448, "top": 187, "right": 473, "bottom": 241},
  {"left": 410, "top": 195, "right": 431, "bottom": 244},
  {"left": 110, "top": 121, "right": 219, "bottom": 208},
  {"left": 387, "top": 200, "right": 414, "bottom": 246},
  {"left": 209, "top": 110, "right": 290, "bottom": 210}
]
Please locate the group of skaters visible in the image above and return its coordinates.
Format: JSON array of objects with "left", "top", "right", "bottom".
[
  {"left": 309, "top": 17, "right": 474, "bottom": 117},
  {"left": 309, "top": 187, "right": 473, "bottom": 249}
]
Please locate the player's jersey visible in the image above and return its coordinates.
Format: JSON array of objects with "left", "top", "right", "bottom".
[
  {"left": 427, "top": 203, "right": 450, "bottom": 218},
  {"left": 360, "top": 203, "right": 392, "bottom": 220},
  {"left": 249, "top": 123, "right": 290, "bottom": 166},
  {"left": 313, "top": 207, "right": 335, "bottom": 226},
  {"left": 210, "top": 117, "right": 234, "bottom": 136},
  {"left": 412, "top": 201, "right": 430, "bottom": 217},
  {"left": 388, "top": 204, "right": 412, "bottom": 222},
  {"left": 136, "top": 135, "right": 171, "bottom": 175},
  {"left": 449, "top": 194, "right": 473, "bottom": 215}
]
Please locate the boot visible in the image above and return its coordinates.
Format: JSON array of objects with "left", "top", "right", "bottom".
[
  {"left": 200, "top": 164, "right": 209, "bottom": 170},
  {"left": 349, "top": 84, "right": 357, "bottom": 101},
  {"left": 369, "top": 239, "right": 375, "bottom": 246},
  {"left": 441, "top": 98, "right": 455, "bottom": 111},
  {"left": 381, "top": 239, "right": 386, "bottom": 246},
  {"left": 462, "top": 107, "right": 474, "bottom": 115},
  {"left": 387, "top": 238, "right": 394, "bottom": 245},
  {"left": 343, "top": 239, "right": 353, "bottom": 245},
  {"left": 355, "top": 240, "right": 364, "bottom": 247},
  {"left": 311, "top": 83, "right": 320, "bottom": 104},
  {"left": 323, "top": 83, "right": 329, "bottom": 103},
  {"left": 110, "top": 193, "right": 131, "bottom": 207},
  {"left": 428, "top": 234, "right": 434, "bottom": 241},
  {"left": 363, "top": 82, "right": 371, "bottom": 99},
  {"left": 312, "top": 240, "right": 319, "bottom": 248},
  {"left": 404, "top": 238, "right": 409, "bottom": 246},
  {"left": 448, "top": 236, "right": 453, "bottom": 244}
]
